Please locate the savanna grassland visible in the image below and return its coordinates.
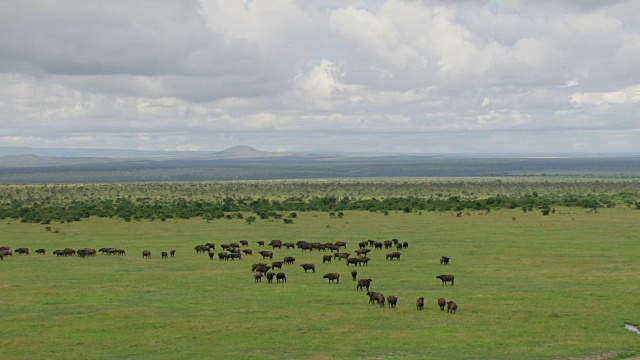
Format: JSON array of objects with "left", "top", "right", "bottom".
[{"left": 1, "top": 182, "right": 640, "bottom": 360}]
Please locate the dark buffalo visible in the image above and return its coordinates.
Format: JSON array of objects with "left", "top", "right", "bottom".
[
  {"left": 387, "top": 296, "right": 398, "bottom": 308},
  {"left": 358, "top": 257, "right": 371, "bottom": 266},
  {"left": 257, "top": 241, "right": 265, "bottom": 247},
  {"left": 205, "top": 243, "right": 216, "bottom": 250},
  {"left": 300, "top": 244, "right": 313, "bottom": 252},
  {"left": 209, "top": 251, "right": 216, "bottom": 260},
  {"left": 367, "top": 292, "right": 385, "bottom": 307},
  {"left": 240, "top": 240, "right": 249, "bottom": 247},
  {"left": 269, "top": 240, "right": 282, "bottom": 249},
  {"left": 300, "top": 263, "right": 315, "bottom": 273},
  {"left": 392, "top": 239, "right": 399, "bottom": 245},
  {"left": 383, "top": 240, "right": 392, "bottom": 249},
  {"left": 194, "top": 245, "right": 209, "bottom": 253},
  {"left": 161, "top": 251, "right": 168, "bottom": 259},
  {"left": 283, "top": 256, "right": 296, "bottom": 265},
  {"left": 254, "top": 272, "right": 263, "bottom": 283},
  {"left": 358, "top": 241, "right": 367, "bottom": 249},
  {"left": 440, "top": 256, "right": 450, "bottom": 265},
  {"left": 53, "top": 249, "right": 64, "bottom": 257},
  {"left": 284, "top": 242, "right": 295, "bottom": 249},
  {"left": 396, "top": 243, "right": 403, "bottom": 250},
  {"left": 276, "top": 272, "right": 287, "bottom": 283},
  {"left": 436, "top": 274, "right": 455, "bottom": 286},
  {"left": 346, "top": 257, "right": 360, "bottom": 266},
  {"left": 117, "top": 249, "right": 126, "bottom": 256},
  {"left": 0, "top": 246, "right": 10, "bottom": 251},
  {"left": 374, "top": 242, "right": 383, "bottom": 249},
  {"left": 322, "top": 255, "right": 332, "bottom": 263},
  {"left": 447, "top": 301, "right": 458, "bottom": 314},
  {"left": 254, "top": 265, "right": 271, "bottom": 274},
  {"left": 438, "top": 298, "right": 446, "bottom": 311},
  {"left": 14, "top": 248, "right": 29, "bottom": 255},
  {"left": 142, "top": 250, "right": 151, "bottom": 259},
  {"left": 228, "top": 253, "right": 242, "bottom": 261},
  {"left": 62, "top": 248, "right": 76, "bottom": 256},
  {"left": 357, "top": 278, "right": 372, "bottom": 291},
  {"left": 334, "top": 252, "right": 350, "bottom": 260},
  {"left": 402, "top": 241, "right": 409, "bottom": 249},
  {"left": 258, "top": 251, "right": 273, "bottom": 259},
  {"left": 323, "top": 273, "right": 340, "bottom": 283},
  {"left": 35, "top": 248, "right": 46, "bottom": 255},
  {"left": 355, "top": 249, "right": 371, "bottom": 256},
  {"left": 367, "top": 240, "right": 376, "bottom": 247},
  {"left": 385, "top": 252, "right": 401, "bottom": 260},
  {"left": 351, "top": 270, "right": 358, "bottom": 281},
  {"left": 266, "top": 272, "right": 275, "bottom": 284},
  {"left": 416, "top": 297, "right": 425, "bottom": 310},
  {"left": 272, "top": 261, "right": 284, "bottom": 269},
  {"left": 170, "top": 250, "right": 176, "bottom": 257},
  {"left": 335, "top": 241, "right": 347, "bottom": 249},
  {"left": 242, "top": 249, "right": 253, "bottom": 256}
]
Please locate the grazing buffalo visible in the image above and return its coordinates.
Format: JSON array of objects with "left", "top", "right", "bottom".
[
  {"left": 194, "top": 245, "right": 210, "bottom": 253},
  {"left": 254, "top": 272, "right": 263, "bottom": 283},
  {"left": 300, "top": 263, "right": 315, "bottom": 273},
  {"left": 358, "top": 241, "right": 367, "bottom": 249},
  {"left": 440, "top": 256, "right": 450, "bottom": 265},
  {"left": 269, "top": 240, "right": 282, "bottom": 249},
  {"left": 283, "top": 256, "right": 296, "bottom": 265},
  {"left": 242, "top": 249, "right": 253, "bottom": 256},
  {"left": 272, "top": 261, "right": 284, "bottom": 269},
  {"left": 14, "top": 248, "right": 29, "bottom": 255},
  {"left": 257, "top": 241, "right": 265, "bottom": 247},
  {"left": 387, "top": 296, "right": 398, "bottom": 308},
  {"left": 351, "top": 270, "right": 358, "bottom": 281},
  {"left": 335, "top": 241, "right": 347, "bottom": 249},
  {"left": 334, "top": 252, "right": 350, "bottom": 260},
  {"left": 228, "top": 253, "right": 242, "bottom": 261},
  {"left": 251, "top": 263, "right": 267, "bottom": 272},
  {"left": 438, "top": 298, "right": 446, "bottom": 311},
  {"left": 240, "top": 240, "right": 249, "bottom": 247},
  {"left": 161, "top": 251, "right": 168, "bottom": 259},
  {"left": 254, "top": 265, "right": 271, "bottom": 274},
  {"left": 357, "top": 278, "right": 372, "bottom": 291},
  {"left": 276, "top": 272, "right": 287, "bottom": 283},
  {"left": 358, "top": 257, "right": 370, "bottom": 266},
  {"left": 205, "top": 243, "right": 216, "bottom": 250},
  {"left": 170, "top": 250, "right": 176, "bottom": 258},
  {"left": 396, "top": 243, "right": 403, "bottom": 250},
  {"left": 367, "top": 292, "right": 385, "bottom": 307},
  {"left": 346, "top": 258, "right": 360, "bottom": 266},
  {"left": 323, "top": 273, "right": 340, "bottom": 283},
  {"left": 35, "top": 249, "right": 46, "bottom": 255},
  {"left": 383, "top": 240, "right": 392, "bottom": 249},
  {"left": 53, "top": 249, "right": 64, "bottom": 257},
  {"left": 266, "top": 272, "right": 275, "bottom": 284},
  {"left": 447, "top": 301, "right": 458, "bottom": 314},
  {"left": 355, "top": 249, "right": 371, "bottom": 256},
  {"left": 258, "top": 251, "right": 273, "bottom": 260},
  {"left": 284, "top": 242, "right": 296, "bottom": 249},
  {"left": 416, "top": 297, "right": 425, "bottom": 310},
  {"left": 385, "top": 252, "right": 401, "bottom": 261},
  {"left": 436, "top": 274, "right": 455, "bottom": 286},
  {"left": 142, "top": 250, "right": 151, "bottom": 259},
  {"left": 402, "top": 241, "right": 409, "bottom": 249},
  {"left": 209, "top": 251, "right": 216, "bottom": 260},
  {"left": 322, "top": 255, "right": 332, "bottom": 263},
  {"left": 374, "top": 242, "right": 383, "bottom": 250},
  {"left": 62, "top": 248, "right": 76, "bottom": 256}
]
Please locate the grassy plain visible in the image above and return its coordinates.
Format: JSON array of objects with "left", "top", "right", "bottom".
[{"left": 1, "top": 208, "right": 639, "bottom": 359}]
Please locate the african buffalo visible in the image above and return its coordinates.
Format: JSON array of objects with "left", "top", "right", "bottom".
[
  {"left": 385, "top": 252, "right": 401, "bottom": 260},
  {"left": 323, "top": 273, "right": 340, "bottom": 283},
  {"left": 268, "top": 240, "right": 282, "bottom": 249},
  {"left": 322, "top": 255, "right": 332, "bottom": 263},
  {"left": 357, "top": 278, "right": 372, "bottom": 291},
  {"left": 358, "top": 257, "right": 370, "bottom": 266},
  {"left": 240, "top": 240, "right": 249, "bottom": 247},
  {"left": 251, "top": 263, "right": 267, "bottom": 272},
  {"left": 254, "top": 265, "right": 271, "bottom": 274},
  {"left": 440, "top": 256, "right": 450, "bottom": 265},
  {"left": 383, "top": 240, "right": 392, "bottom": 249},
  {"left": 402, "top": 241, "right": 409, "bottom": 249},
  {"left": 284, "top": 242, "right": 295, "bottom": 249},
  {"left": 142, "top": 250, "right": 151, "bottom": 259},
  {"left": 358, "top": 241, "right": 367, "bottom": 249},
  {"left": 300, "top": 244, "right": 313, "bottom": 252},
  {"left": 35, "top": 249, "right": 45, "bottom": 255},
  {"left": 416, "top": 297, "right": 425, "bottom": 310},
  {"left": 242, "top": 249, "right": 253, "bottom": 256},
  {"left": 447, "top": 301, "right": 458, "bottom": 314},
  {"left": 300, "top": 263, "right": 315, "bottom": 273},
  {"left": 367, "top": 292, "right": 385, "bottom": 307},
  {"left": 257, "top": 241, "right": 264, "bottom": 247},
  {"left": 194, "top": 245, "right": 210, "bottom": 253},
  {"left": 283, "top": 256, "right": 296, "bottom": 265},
  {"left": 254, "top": 272, "right": 263, "bottom": 283},
  {"left": 346, "top": 257, "right": 360, "bottom": 266},
  {"left": 0, "top": 246, "right": 10, "bottom": 251},
  {"left": 258, "top": 251, "right": 273, "bottom": 259},
  {"left": 161, "top": 251, "right": 168, "bottom": 259},
  {"left": 374, "top": 242, "right": 383, "bottom": 249},
  {"left": 170, "top": 250, "right": 175, "bottom": 257},
  {"left": 272, "top": 261, "right": 284, "bottom": 269},
  {"left": 351, "top": 270, "right": 358, "bottom": 281},
  {"left": 335, "top": 241, "right": 347, "bottom": 249},
  {"left": 229, "top": 253, "right": 242, "bottom": 261},
  {"left": 276, "top": 272, "right": 287, "bottom": 283},
  {"left": 334, "top": 252, "right": 350, "bottom": 260},
  {"left": 436, "top": 274, "right": 455, "bottom": 286},
  {"left": 438, "top": 298, "right": 446, "bottom": 311},
  {"left": 387, "top": 296, "right": 398, "bottom": 308},
  {"left": 209, "top": 251, "right": 216, "bottom": 260},
  {"left": 355, "top": 249, "right": 371, "bottom": 256},
  {"left": 266, "top": 272, "right": 275, "bottom": 284},
  {"left": 14, "top": 248, "right": 29, "bottom": 255},
  {"left": 205, "top": 243, "right": 216, "bottom": 250}
]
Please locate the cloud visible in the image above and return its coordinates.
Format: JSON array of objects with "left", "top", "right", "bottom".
[{"left": 0, "top": 0, "right": 639, "bottom": 153}]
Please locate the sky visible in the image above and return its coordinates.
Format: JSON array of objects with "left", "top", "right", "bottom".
[{"left": 1, "top": 0, "right": 639, "bottom": 154}]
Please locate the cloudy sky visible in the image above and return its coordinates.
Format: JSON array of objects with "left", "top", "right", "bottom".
[{"left": 1, "top": 0, "right": 639, "bottom": 154}]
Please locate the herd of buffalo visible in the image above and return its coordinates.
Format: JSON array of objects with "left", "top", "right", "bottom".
[{"left": 1, "top": 239, "right": 459, "bottom": 313}]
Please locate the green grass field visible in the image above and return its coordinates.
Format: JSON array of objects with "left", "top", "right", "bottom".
[{"left": 1, "top": 208, "right": 639, "bottom": 359}]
